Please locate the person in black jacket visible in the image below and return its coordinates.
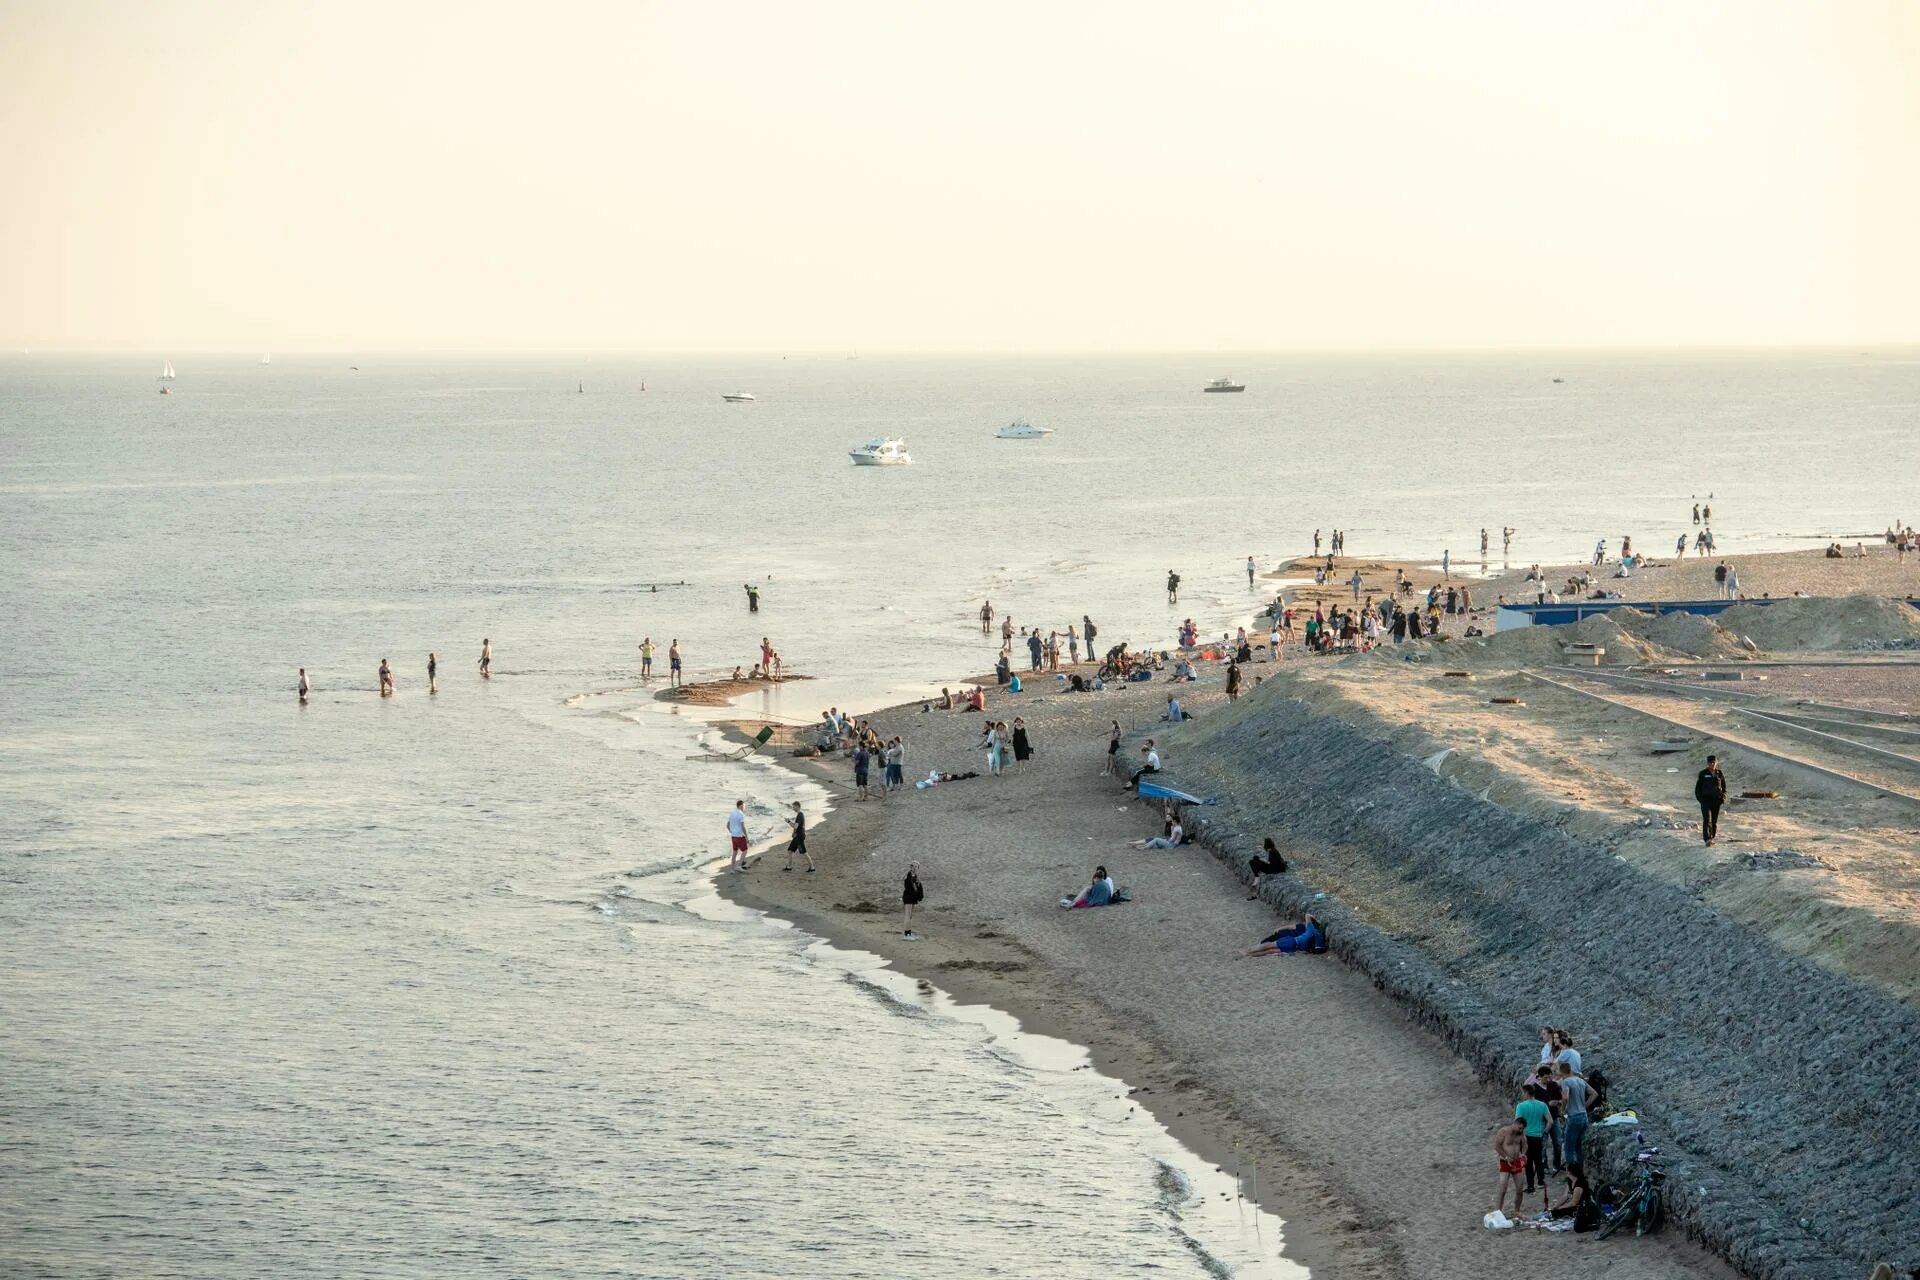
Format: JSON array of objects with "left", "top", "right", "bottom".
[
  {"left": 902, "top": 863, "right": 924, "bottom": 939},
  {"left": 1695, "top": 754, "right": 1728, "bottom": 845}
]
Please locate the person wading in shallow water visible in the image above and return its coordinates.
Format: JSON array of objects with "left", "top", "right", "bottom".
[
  {"left": 902, "top": 862, "right": 924, "bottom": 939},
  {"left": 427, "top": 652, "right": 438, "bottom": 694},
  {"left": 1696, "top": 753, "right": 1728, "bottom": 846},
  {"left": 1166, "top": 569, "right": 1181, "bottom": 604}
]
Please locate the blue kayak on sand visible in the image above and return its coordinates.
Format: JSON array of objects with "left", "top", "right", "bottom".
[{"left": 1137, "top": 780, "right": 1216, "bottom": 806}]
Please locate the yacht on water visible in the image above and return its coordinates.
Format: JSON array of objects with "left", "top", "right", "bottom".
[
  {"left": 260, "top": 353, "right": 271, "bottom": 365},
  {"left": 850, "top": 438, "right": 911, "bottom": 466},
  {"left": 995, "top": 420, "right": 1053, "bottom": 439},
  {"left": 722, "top": 391, "right": 756, "bottom": 403},
  {"left": 1203, "top": 376, "right": 1245, "bottom": 393},
  {"left": 158, "top": 360, "right": 175, "bottom": 393}
]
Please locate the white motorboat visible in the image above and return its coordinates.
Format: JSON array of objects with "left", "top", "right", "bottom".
[
  {"left": 1203, "top": 376, "right": 1245, "bottom": 393},
  {"left": 722, "top": 391, "right": 756, "bottom": 402},
  {"left": 995, "top": 420, "right": 1053, "bottom": 439},
  {"left": 850, "top": 438, "right": 911, "bottom": 466}
]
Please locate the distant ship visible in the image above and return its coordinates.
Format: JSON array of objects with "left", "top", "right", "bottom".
[
  {"left": 723, "top": 391, "right": 756, "bottom": 403},
  {"left": 1203, "top": 376, "right": 1245, "bottom": 393},
  {"left": 995, "top": 420, "right": 1053, "bottom": 439},
  {"left": 850, "top": 438, "right": 911, "bottom": 466}
]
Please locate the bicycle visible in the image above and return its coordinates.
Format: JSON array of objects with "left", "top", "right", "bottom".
[{"left": 1598, "top": 1138, "right": 1666, "bottom": 1239}]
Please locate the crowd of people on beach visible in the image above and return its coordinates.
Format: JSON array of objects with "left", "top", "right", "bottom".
[{"left": 1492, "top": 1027, "right": 1610, "bottom": 1231}]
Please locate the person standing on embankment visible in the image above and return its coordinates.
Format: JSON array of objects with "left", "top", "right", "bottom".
[{"left": 1696, "top": 754, "right": 1728, "bottom": 846}]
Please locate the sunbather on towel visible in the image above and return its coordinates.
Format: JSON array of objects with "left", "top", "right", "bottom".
[
  {"left": 1061, "top": 867, "right": 1118, "bottom": 908},
  {"left": 1246, "top": 913, "right": 1324, "bottom": 955}
]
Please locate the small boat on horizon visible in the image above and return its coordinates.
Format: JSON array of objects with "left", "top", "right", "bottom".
[
  {"left": 723, "top": 391, "right": 756, "bottom": 403},
  {"left": 850, "top": 438, "right": 911, "bottom": 466},
  {"left": 160, "top": 360, "right": 176, "bottom": 381},
  {"left": 995, "top": 420, "right": 1053, "bottom": 439},
  {"left": 1203, "top": 376, "right": 1244, "bottom": 393},
  {"left": 260, "top": 353, "right": 271, "bottom": 365}
]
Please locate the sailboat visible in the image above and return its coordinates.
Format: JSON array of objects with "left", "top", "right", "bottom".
[
  {"left": 260, "top": 353, "right": 271, "bottom": 365},
  {"left": 160, "top": 360, "right": 176, "bottom": 380}
]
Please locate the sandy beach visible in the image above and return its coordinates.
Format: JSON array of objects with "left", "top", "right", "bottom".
[
  {"left": 713, "top": 686, "right": 1730, "bottom": 1280},
  {"left": 708, "top": 544, "right": 1920, "bottom": 1280}
]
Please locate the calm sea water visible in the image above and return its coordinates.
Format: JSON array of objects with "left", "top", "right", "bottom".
[{"left": 2, "top": 350, "right": 1914, "bottom": 1277}]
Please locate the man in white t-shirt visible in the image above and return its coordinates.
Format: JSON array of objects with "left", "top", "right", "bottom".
[{"left": 726, "top": 800, "right": 750, "bottom": 872}]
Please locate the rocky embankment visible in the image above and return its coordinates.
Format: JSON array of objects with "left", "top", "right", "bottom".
[{"left": 1165, "top": 684, "right": 1919, "bottom": 1279}]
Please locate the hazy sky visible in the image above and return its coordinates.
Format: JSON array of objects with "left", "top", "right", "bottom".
[{"left": 2, "top": 1, "right": 1915, "bottom": 352}]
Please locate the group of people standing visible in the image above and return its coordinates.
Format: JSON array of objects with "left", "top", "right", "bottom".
[{"left": 1495, "top": 1027, "right": 1603, "bottom": 1226}]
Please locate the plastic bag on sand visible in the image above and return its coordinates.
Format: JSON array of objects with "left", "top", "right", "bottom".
[{"left": 1483, "top": 1210, "right": 1514, "bottom": 1230}]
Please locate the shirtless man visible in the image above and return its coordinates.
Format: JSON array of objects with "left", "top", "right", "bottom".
[
  {"left": 1492, "top": 1116, "right": 1528, "bottom": 1217},
  {"left": 478, "top": 638, "right": 492, "bottom": 678},
  {"left": 297, "top": 668, "right": 310, "bottom": 704},
  {"left": 980, "top": 601, "right": 994, "bottom": 635}
]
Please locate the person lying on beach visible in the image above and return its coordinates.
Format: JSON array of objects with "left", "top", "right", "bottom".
[
  {"left": 1246, "top": 913, "right": 1325, "bottom": 955},
  {"left": 1060, "top": 867, "right": 1124, "bottom": 908}
]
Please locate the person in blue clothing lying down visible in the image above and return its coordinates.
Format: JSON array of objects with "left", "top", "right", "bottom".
[{"left": 1246, "top": 913, "right": 1327, "bottom": 955}]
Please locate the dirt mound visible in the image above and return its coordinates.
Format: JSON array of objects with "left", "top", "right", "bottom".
[
  {"left": 1641, "top": 609, "right": 1753, "bottom": 660},
  {"left": 1456, "top": 608, "right": 1669, "bottom": 670},
  {"left": 1718, "top": 594, "right": 1920, "bottom": 652}
]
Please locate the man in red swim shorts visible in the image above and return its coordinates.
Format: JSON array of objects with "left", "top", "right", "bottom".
[
  {"left": 1493, "top": 1116, "right": 1528, "bottom": 1217},
  {"left": 726, "top": 800, "right": 751, "bottom": 872}
]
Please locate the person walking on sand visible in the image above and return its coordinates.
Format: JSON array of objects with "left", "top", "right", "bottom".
[
  {"left": 379, "top": 658, "right": 395, "bottom": 697},
  {"left": 725, "top": 799, "right": 751, "bottom": 872},
  {"left": 1067, "top": 625, "right": 1079, "bottom": 664},
  {"left": 478, "top": 639, "right": 492, "bottom": 678},
  {"left": 428, "top": 652, "right": 438, "bottom": 694},
  {"left": 1349, "top": 568, "right": 1363, "bottom": 600},
  {"left": 1225, "top": 660, "right": 1242, "bottom": 703},
  {"left": 639, "top": 637, "right": 654, "bottom": 678},
  {"left": 1247, "top": 555, "right": 1257, "bottom": 587},
  {"left": 1696, "top": 753, "right": 1728, "bottom": 846},
  {"left": 668, "top": 639, "right": 683, "bottom": 688},
  {"left": 1493, "top": 1116, "right": 1528, "bottom": 1219},
  {"left": 1083, "top": 616, "right": 1097, "bottom": 657},
  {"left": 984, "top": 723, "right": 1004, "bottom": 775},
  {"left": 1676, "top": 532, "right": 1688, "bottom": 559},
  {"left": 902, "top": 862, "right": 924, "bottom": 939},
  {"left": 1011, "top": 716, "right": 1033, "bottom": 763},
  {"left": 980, "top": 601, "right": 994, "bottom": 634},
  {"left": 1166, "top": 569, "right": 1181, "bottom": 604},
  {"left": 744, "top": 582, "right": 759, "bottom": 613},
  {"left": 783, "top": 802, "right": 815, "bottom": 872},
  {"left": 1104, "top": 720, "right": 1122, "bottom": 776},
  {"left": 297, "top": 668, "right": 310, "bottom": 704}
]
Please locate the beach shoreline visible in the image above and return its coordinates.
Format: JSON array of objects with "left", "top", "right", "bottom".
[{"left": 704, "top": 542, "right": 1920, "bottom": 1280}]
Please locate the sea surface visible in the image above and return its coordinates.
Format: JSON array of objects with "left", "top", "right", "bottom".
[{"left": 3, "top": 350, "right": 1914, "bottom": 1277}]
